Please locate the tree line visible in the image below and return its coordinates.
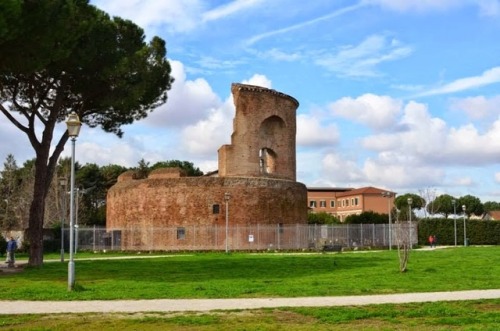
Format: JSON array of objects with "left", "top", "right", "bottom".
[
  {"left": 0, "top": 155, "right": 202, "bottom": 231},
  {"left": 307, "top": 192, "right": 499, "bottom": 225}
]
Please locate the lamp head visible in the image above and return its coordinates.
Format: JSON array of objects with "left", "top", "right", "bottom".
[
  {"left": 66, "top": 112, "right": 81, "bottom": 138},
  {"left": 407, "top": 197, "right": 413, "bottom": 205}
]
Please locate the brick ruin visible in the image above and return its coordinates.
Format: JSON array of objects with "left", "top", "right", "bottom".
[{"left": 106, "top": 83, "right": 308, "bottom": 250}]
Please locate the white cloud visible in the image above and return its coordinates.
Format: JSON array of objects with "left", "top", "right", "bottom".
[
  {"left": 455, "top": 176, "right": 475, "bottom": 186},
  {"left": 329, "top": 93, "right": 402, "bottom": 130},
  {"left": 297, "top": 114, "right": 339, "bottom": 147},
  {"left": 362, "top": 100, "right": 500, "bottom": 166},
  {"left": 478, "top": 0, "right": 500, "bottom": 16},
  {"left": 180, "top": 74, "right": 274, "bottom": 157},
  {"left": 77, "top": 139, "right": 138, "bottom": 168},
  {"left": 241, "top": 74, "right": 272, "bottom": 88},
  {"left": 366, "top": 0, "right": 500, "bottom": 16},
  {"left": 417, "top": 67, "right": 500, "bottom": 97},
  {"left": 363, "top": 158, "right": 444, "bottom": 187},
  {"left": 181, "top": 97, "right": 234, "bottom": 157},
  {"left": 495, "top": 172, "right": 500, "bottom": 183},
  {"left": 252, "top": 48, "right": 302, "bottom": 62},
  {"left": 202, "top": 0, "right": 265, "bottom": 22},
  {"left": 365, "top": 0, "right": 464, "bottom": 12},
  {"left": 445, "top": 119, "right": 500, "bottom": 163},
  {"left": 319, "top": 95, "right": 500, "bottom": 190},
  {"left": 315, "top": 35, "right": 413, "bottom": 77},
  {"left": 196, "top": 56, "right": 246, "bottom": 71},
  {"left": 91, "top": 0, "right": 205, "bottom": 34},
  {"left": 145, "top": 60, "right": 221, "bottom": 127},
  {"left": 449, "top": 95, "right": 500, "bottom": 119},
  {"left": 244, "top": 2, "right": 366, "bottom": 45},
  {"left": 322, "top": 153, "right": 365, "bottom": 183}
]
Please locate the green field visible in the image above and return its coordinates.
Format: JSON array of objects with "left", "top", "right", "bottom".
[{"left": 0, "top": 246, "right": 499, "bottom": 330}]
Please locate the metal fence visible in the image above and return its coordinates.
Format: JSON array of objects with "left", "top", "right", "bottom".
[{"left": 69, "top": 223, "right": 417, "bottom": 252}]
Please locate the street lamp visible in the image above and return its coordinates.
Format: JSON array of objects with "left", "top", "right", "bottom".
[
  {"left": 59, "top": 177, "right": 67, "bottom": 262},
  {"left": 224, "top": 192, "right": 231, "bottom": 254},
  {"left": 407, "top": 197, "right": 413, "bottom": 248},
  {"left": 452, "top": 199, "right": 457, "bottom": 247},
  {"left": 382, "top": 192, "right": 393, "bottom": 250},
  {"left": 462, "top": 204, "right": 467, "bottom": 247},
  {"left": 66, "top": 111, "right": 81, "bottom": 291}
]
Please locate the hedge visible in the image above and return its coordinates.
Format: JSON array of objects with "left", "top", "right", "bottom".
[{"left": 418, "top": 218, "right": 500, "bottom": 246}]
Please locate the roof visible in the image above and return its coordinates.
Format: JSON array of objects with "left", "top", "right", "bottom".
[
  {"left": 306, "top": 187, "right": 353, "bottom": 193},
  {"left": 485, "top": 210, "right": 500, "bottom": 220},
  {"left": 335, "top": 186, "right": 395, "bottom": 197}
]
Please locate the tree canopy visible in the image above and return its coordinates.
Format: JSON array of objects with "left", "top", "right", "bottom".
[
  {"left": 458, "top": 195, "right": 484, "bottom": 218},
  {"left": 0, "top": 0, "right": 173, "bottom": 266},
  {"left": 426, "top": 194, "right": 456, "bottom": 218}
]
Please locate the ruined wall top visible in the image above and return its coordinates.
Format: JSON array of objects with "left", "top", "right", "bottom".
[
  {"left": 219, "top": 83, "right": 299, "bottom": 181},
  {"left": 231, "top": 83, "right": 299, "bottom": 107}
]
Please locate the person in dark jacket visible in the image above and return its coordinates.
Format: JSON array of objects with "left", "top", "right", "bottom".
[{"left": 6, "top": 237, "right": 17, "bottom": 267}]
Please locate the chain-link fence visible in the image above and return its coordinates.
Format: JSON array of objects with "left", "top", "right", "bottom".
[{"left": 68, "top": 223, "right": 417, "bottom": 252}]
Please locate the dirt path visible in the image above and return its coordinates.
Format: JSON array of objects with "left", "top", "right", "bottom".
[{"left": 0, "top": 289, "right": 499, "bottom": 315}]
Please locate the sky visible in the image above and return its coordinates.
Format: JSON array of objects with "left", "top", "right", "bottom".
[{"left": 1, "top": 0, "right": 500, "bottom": 203}]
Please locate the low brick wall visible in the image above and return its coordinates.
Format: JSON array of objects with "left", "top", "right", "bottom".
[{"left": 107, "top": 176, "right": 307, "bottom": 250}]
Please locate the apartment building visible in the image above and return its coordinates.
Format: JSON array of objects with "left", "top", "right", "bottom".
[{"left": 307, "top": 186, "right": 395, "bottom": 222}]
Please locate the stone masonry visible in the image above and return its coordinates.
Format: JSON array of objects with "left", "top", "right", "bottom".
[{"left": 106, "top": 83, "right": 308, "bottom": 250}]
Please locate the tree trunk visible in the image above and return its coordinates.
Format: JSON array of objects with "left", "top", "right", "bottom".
[
  {"left": 27, "top": 195, "right": 45, "bottom": 266},
  {"left": 27, "top": 154, "right": 52, "bottom": 266}
]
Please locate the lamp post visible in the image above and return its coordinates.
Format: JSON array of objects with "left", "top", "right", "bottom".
[
  {"left": 224, "top": 192, "right": 231, "bottom": 254},
  {"left": 59, "top": 178, "right": 67, "bottom": 262},
  {"left": 452, "top": 199, "right": 457, "bottom": 247},
  {"left": 66, "top": 111, "right": 81, "bottom": 291},
  {"left": 382, "top": 192, "right": 393, "bottom": 250},
  {"left": 407, "top": 197, "right": 413, "bottom": 248},
  {"left": 462, "top": 204, "right": 467, "bottom": 247}
]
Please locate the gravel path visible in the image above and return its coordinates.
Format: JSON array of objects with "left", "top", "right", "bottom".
[{"left": 1, "top": 289, "right": 499, "bottom": 315}]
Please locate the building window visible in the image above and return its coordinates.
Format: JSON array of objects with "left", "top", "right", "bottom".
[
  {"left": 351, "top": 198, "right": 355, "bottom": 206},
  {"left": 342, "top": 199, "right": 345, "bottom": 207},
  {"left": 319, "top": 200, "right": 326, "bottom": 208},
  {"left": 176, "top": 227, "right": 186, "bottom": 240},
  {"left": 345, "top": 199, "right": 349, "bottom": 206},
  {"left": 330, "top": 200, "right": 335, "bottom": 208},
  {"left": 212, "top": 204, "right": 220, "bottom": 214},
  {"left": 354, "top": 197, "right": 359, "bottom": 206},
  {"left": 309, "top": 200, "right": 317, "bottom": 208}
]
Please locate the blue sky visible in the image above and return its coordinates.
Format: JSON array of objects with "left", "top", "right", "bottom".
[{"left": 1, "top": 0, "right": 500, "bottom": 202}]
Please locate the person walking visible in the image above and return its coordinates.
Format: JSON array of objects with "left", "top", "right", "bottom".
[
  {"left": 428, "top": 235, "right": 435, "bottom": 248},
  {"left": 6, "top": 237, "right": 17, "bottom": 267}
]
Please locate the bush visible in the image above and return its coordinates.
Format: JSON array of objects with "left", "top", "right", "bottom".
[
  {"left": 307, "top": 212, "right": 340, "bottom": 224},
  {"left": 345, "top": 211, "right": 388, "bottom": 224},
  {"left": 418, "top": 218, "right": 500, "bottom": 245},
  {"left": 0, "top": 237, "right": 6, "bottom": 256}
]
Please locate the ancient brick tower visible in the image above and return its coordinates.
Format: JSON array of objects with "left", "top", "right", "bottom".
[
  {"left": 218, "top": 83, "right": 298, "bottom": 181},
  {"left": 106, "top": 83, "right": 307, "bottom": 250}
]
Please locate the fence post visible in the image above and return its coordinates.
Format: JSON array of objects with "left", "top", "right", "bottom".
[{"left": 372, "top": 224, "right": 375, "bottom": 246}]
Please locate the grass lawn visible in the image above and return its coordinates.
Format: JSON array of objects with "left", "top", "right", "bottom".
[
  {"left": 0, "top": 300, "right": 499, "bottom": 330},
  {"left": 0, "top": 247, "right": 498, "bottom": 330}
]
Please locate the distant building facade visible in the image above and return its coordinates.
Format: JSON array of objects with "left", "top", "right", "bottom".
[{"left": 307, "top": 186, "right": 395, "bottom": 222}]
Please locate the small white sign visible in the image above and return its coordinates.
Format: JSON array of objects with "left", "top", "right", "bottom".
[{"left": 248, "top": 234, "right": 254, "bottom": 242}]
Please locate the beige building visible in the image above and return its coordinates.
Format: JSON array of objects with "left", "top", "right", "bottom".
[{"left": 307, "top": 186, "right": 395, "bottom": 222}]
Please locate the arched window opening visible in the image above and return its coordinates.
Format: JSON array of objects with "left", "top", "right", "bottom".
[{"left": 259, "top": 148, "right": 276, "bottom": 175}]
